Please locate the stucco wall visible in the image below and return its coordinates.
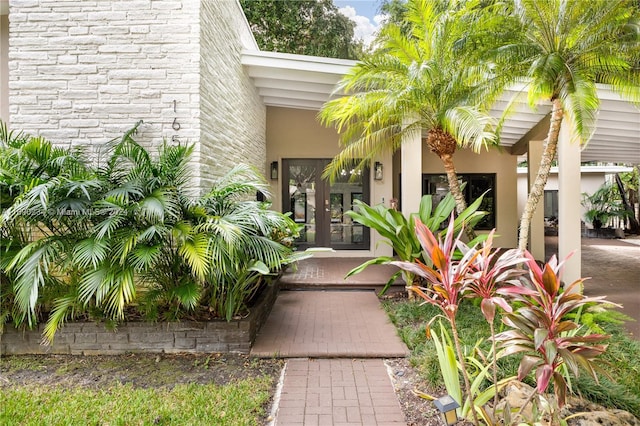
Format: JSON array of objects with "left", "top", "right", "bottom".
[
  {"left": 517, "top": 170, "right": 607, "bottom": 221},
  {"left": 266, "top": 106, "right": 393, "bottom": 257},
  {"left": 199, "top": 1, "right": 265, "bottom": 188},
  {"left": 415, "top": 148, "right": 520, "bottom": 248}
]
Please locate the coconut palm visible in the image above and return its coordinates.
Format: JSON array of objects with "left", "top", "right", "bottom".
[
  {"left": 493, "top": 0, "right": 640, "bottom": 250},
  {"left": 319, "top": 0, "right": 500, "bottom": 226}
]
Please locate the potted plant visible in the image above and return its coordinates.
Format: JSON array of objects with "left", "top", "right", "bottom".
[{"left": 581, "top": 183, "right": 628, "bottom": 230}]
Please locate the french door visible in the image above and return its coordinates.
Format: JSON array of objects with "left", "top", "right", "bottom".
[{"left": 282, "top": 159, "right": 370, "bottom": 250}]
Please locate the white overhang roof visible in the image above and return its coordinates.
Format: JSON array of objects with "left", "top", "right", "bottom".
[
  {"left": 241, "top": 50, "right": 640, "bottom": 165},
  {"left": 241, "top": 50, "right": 356, "bottom": 111}
]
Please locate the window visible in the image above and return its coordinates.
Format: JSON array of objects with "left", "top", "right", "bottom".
[
  {"left": 544, "top": 190, "right": 558, "bottom": 220},
  {"left": 422, "top": 174, "right": 496, "bottom": 230}
]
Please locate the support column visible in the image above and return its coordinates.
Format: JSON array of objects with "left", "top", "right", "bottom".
[
  {"left": 401, "top": 120, "right": 422, "bottom": 216},
  {"left": 557, "top": 123, "right": 581, "bottom": 283},
  {"left": 528, "top": 140, "right": 546, "bottom": 260}
]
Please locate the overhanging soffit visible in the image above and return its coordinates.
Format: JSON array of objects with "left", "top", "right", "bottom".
[
  {"left": 242, "top": 51, "right": 640, "bottom": 165},
  {"left": 509, "top": 112, "right": 551, "bottom": 155}
]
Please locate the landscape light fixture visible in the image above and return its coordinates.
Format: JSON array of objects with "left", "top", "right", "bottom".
[
  {"left": 374, "top": 161, "right": 383, "bottom": 180},
  {"left": 270, "top": 161, "right": 278, "bottom": 180},
  {"left": 434, "top": 394, "right": 459, "bottom": 425}
]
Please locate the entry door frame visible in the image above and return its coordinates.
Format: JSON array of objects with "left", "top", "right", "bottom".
[{"left": 282, "top": 158, "right": 370, "bottom": 250}]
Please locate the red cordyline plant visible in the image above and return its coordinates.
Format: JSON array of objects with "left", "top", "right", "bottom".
[
  {"left": 464, "top": 230, "right": 527, "bottom": 323},
  {"left": 495, "top": 252, "right": 614, "bottom": 413},
  {"left": 462, "top": 230, "right": 527, "bottom": 408},
  {"left": 391, "top": 216, "right": 481, "bottom": 425}
]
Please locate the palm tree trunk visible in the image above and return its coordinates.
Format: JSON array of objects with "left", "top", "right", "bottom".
[
  {"left": 441, "top": 153, "right": 477, "bottom": 241},
  {"left": 518, "top": 99, "right": 564, "bottom": 252},
  {"left": 615, "top": 173, "right": 640, "bottom": 234}
]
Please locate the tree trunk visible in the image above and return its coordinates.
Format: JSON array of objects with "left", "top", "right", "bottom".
[
  {"left": 518, "top": 99, "right": 564, "bottom": 252},
  {"left": 616, "top": 173, "right": 640, "bottom": 234},
  {"left": 441, "top": 153, "right": 477, "bottom": 241},
  {"left": 426, "top": 127, "right": 476, "bottom": 241}
]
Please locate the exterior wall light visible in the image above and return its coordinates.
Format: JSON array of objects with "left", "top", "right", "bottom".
[
  {"left": 374, "top": 161, "right": 383, "bottom": 180},
  {"left": 270, "top": 161, "right": 278, "bottom": 180},
  {"left": 434, "top": 394, "right": 459, "bottom": 425}
]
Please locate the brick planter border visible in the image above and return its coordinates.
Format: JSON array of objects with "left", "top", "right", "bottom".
[{"left": 1, "top": 282, "right": 279, "bottom": 356}]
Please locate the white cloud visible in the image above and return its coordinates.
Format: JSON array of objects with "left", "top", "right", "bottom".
[{"left": 338, "top": 5, "right": 384, "bottom": 47}]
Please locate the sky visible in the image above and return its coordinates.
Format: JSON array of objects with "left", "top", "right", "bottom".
[{"left": 332, "top": 0, "right": 386, "bottom": 47}]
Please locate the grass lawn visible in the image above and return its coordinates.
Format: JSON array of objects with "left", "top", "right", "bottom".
[
  {"left": 383, "top": 298, "right": 640, "bottom": 419},
  {"left": 1, "top": 380, "right": 272, "bottom": 426},
  {"left": 0, "top": 353, "right": 282, "bottom": 426}
]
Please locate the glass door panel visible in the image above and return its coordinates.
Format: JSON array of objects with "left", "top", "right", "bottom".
[
  {"left": 328, "top": 165, "right": 369, "bottom": 249},
  {"left": 282, "top": 159, "right": 370, "bottom": 250},
  {"left": 287, "top": 161, "right": 319, "bottom": 247}
]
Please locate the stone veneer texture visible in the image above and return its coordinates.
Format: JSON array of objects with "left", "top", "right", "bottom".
[{"left": 8, "top": 0, "right": 266, "bottom": 189}]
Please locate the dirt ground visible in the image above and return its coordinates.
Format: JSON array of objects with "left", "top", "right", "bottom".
[{"left": 0, "top": 353, "right": 284, "bottom": 390}]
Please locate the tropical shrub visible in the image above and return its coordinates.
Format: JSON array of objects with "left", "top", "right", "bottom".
[
  {"left": 581, "top": 182, "right": 629, "bottom": 229},
  {"left": 1, "top": 123, "right": 303, "bottom": 341},
  {"left": 391, "top": 217, "right": 483, "bottom": 424},
  {"left": 345, "top": 191, "right": 487, "bottom": 294},
  {"left": 391, "top": 213, "right": 618, "bottom": 425},
  {"left": 496, "top": 253, "right": 615, "bottom": 421},
  {"left": 1, "top": 121, "right": 99, "bottom": 330},
  {"left": 194, "top": 165, "right": 304, "bottom": 320}
]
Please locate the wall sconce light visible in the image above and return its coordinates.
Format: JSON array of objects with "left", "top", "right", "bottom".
[
  {"left": 374, "top": 161, "right": 383, "bottom": 180},
  {"left": 434, "top": 395, "right": 459, "bottom": 425},
  {"left": 270, "top": 161, "right": 278, "bottom": 180}
]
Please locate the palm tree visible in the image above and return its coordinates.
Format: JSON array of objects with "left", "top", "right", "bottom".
[
  {"left": 1, "top": 122, "right": 101, "bottom": 331},
  {"left": 319, "top": 0, "right": 500, "bottom": 228},
  {"left": 3, "top": 122, "right": 305, "bottom": 341},
  {"left": 493, "top": 0, "right": 640, "bottom": 251},
  {"left": 196, "top": 164, "right": 303, "bottom": 320}
]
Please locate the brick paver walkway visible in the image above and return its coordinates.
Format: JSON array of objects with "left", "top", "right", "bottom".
[
  {"left": 254, "top": 289, "right": 409, "bottom": 425},
  {"left": 251, "top": 290, "right": 408, "bottom": 358},
  {"left": 274, "top": 359, "right": 405, "bottom": 426}
]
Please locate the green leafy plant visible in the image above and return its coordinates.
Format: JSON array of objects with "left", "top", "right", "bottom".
[
  {"left": 196, "top": 164, "right": 308, "bottom": 320},
  {"left": 384, "top": 293, "right": 640, "bottom": 420},
  {"left": 1, "top": 122, "right": 101, "bottom": 331},
  {"left": 2, "top": 123, "right": 304, "bottom": 341},
  {"left": 496, "top": 253, "right": 615, "bottom": 420},
  {"left": 391, "top": 216, "right": 481, "bottom": 424},
  {"left": 387, "top": 206, "right": 621, "bottom": 424},
  {"left": 581, "top": 182, "right": 629, "bottom": 229},
  {"left": 346, "top": 191, "right": 487, "bottom": 294}
]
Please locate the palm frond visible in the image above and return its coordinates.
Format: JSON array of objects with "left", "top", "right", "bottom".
[
  {"left": 178, "top": 232, "right": 211, "bottom": 280},
  {"left": 42, "top": 293, "right": 81, "bottom": 344},
  {"left": 73, "top": 238, "right": 109, "bottom": 269}
]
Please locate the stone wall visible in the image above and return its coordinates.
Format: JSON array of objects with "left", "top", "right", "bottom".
[
  {"left": 8, "top": 0, "right": 201, "bottom": 153},
  {"left": 7, "top": 0, "right": 266, "bottom": 191},
  {"left": 1, "top": 282, "right": 279, "bottom": 355},
  {"left": 198, "top": 1, "right": 266, "bottom": 188}
]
